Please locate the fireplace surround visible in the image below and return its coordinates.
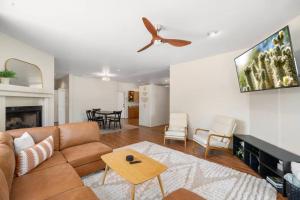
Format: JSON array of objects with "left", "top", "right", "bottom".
[{"left": 6, "top": 106, "right": 42, "bottom": 130}]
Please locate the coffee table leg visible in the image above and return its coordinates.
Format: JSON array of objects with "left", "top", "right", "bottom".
[
  {"left": 102, "top": 165, "right": 109, "bottom": 185},
  {"left": 131, "top": 184, "right": 135, "bottom": 200},
  {"left": 157, "top": 175, "right": 165, "bottom": 197}
]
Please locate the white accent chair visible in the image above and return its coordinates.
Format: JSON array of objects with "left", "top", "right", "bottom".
[
  {"left": 193, "top": 115, "right": 237, "bottom": 158},
  {"left": 164, "top": 113, "right": 188, "bottom": 148}
]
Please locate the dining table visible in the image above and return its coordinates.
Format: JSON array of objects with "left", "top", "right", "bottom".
[{"left": 95, "top": 110, "right": 115, "bottom": 129}]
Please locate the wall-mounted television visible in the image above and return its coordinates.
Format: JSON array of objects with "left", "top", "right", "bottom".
[{"left": 235, "top": 26, "right": 299, "bottom": 93}]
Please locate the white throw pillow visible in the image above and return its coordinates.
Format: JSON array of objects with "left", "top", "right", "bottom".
[
  {"left": 291, "top": 162, "right": 300, "bottom": 181},
  {"left": 13, "top": 132, "right": 35, "bottom": 154}
]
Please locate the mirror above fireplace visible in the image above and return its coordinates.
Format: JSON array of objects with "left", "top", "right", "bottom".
[{"left": 5, "top": 58, "right": 43, "bottom": 88}]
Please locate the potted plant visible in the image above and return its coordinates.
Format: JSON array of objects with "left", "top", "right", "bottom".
[{"left": 0, "top": 69, "right": 16, "bottom": 85}]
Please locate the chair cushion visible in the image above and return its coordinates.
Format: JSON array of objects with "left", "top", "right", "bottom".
[
  {"left": 62, "top": 142, "right": 112, "bottom": 168},
  {"left": 168, "top": 126, "right": 185, "bottom": 132},
  {"left": 59, "top": 122, "right": 100, "bottom": 150},
  {"left": 193, "top": 132, "right": 227, "bottom": 148},
  {"left": 47, "top": 186, "right": 98, "bottom": 200},
  {"left": 30, "top": 151, "right": 67, "bottom": 173},
  {"left": 164, "top": 188, "right": 205, "bottom": 200},
  {"left": 11, "top": 164, "right": 83, "bottom": 200},
  {"left": 210, "top": 115, "right": 236, "bottom": 137},
  {"left": 165, "top": 130, "right": 186, "bottom": 139},
  {"left": 6, "top": 126, "right": 60, "bottom": 151},
  {"left": 169, "top": 113, "right": 187, "bottom": 128}
]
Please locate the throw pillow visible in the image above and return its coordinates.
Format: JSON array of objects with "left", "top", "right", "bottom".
[
  {"left": 13, "top": 132, "right": 35, "bottom": 154},
  {"left": 16, "top": 136, "right": 54, "bottom": 176}
]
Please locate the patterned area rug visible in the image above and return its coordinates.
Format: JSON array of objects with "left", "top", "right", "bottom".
[{"left": 82, "top": 141, "right": 276, "bottom": 200}]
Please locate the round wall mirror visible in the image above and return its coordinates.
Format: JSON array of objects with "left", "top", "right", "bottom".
[{"left": 5, "top": 58, "right": 43, "bottom": 88}]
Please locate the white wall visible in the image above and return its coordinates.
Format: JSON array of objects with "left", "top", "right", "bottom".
[
  {"left": 68, "top": 74, "right": 137, "bottom": 122},
  {"left": 170, "top": 15, "right": 300, "bottom": 155},
  {"left": 55, "top": 75, "right": 70, "bottom": 122},
  {"left": 170, "top": 50, "right": 249, "bottom": 138},
  {"left": 0, "top": 32, "right": 54, "bottom": 91},
  {"left": 139, "top": 84, "right": 169, "bottom": 127},
  {"left": 249, "top": 16, "right": 300, "bottom": 155},
  {"left": 151, "top": 85, "right": 169, "bottom": 126}
]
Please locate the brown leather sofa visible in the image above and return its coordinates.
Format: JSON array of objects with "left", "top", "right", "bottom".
[{"left": 0, "top": 121, "right": 113, "bottom": 200}]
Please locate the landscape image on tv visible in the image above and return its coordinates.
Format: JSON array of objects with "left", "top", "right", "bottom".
[{"left": 235, "top": 26, "right": 299, "bottom": 92}]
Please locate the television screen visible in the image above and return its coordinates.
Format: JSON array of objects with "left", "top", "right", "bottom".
[{"left": 235, "top": 26, "right": 299, "bottom": 93}]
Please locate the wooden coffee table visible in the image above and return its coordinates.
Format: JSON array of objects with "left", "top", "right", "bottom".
[{"left": 101, "top": 149, "right": 168, "bottom": 200}]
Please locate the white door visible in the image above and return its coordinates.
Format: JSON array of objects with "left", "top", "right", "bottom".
[{"left": 117, "top": 92, "right": 126, "bottom": 118}]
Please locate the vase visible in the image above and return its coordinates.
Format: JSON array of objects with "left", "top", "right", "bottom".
[{"left": 0, "top": 77, "right": 10, "bottom": 85}]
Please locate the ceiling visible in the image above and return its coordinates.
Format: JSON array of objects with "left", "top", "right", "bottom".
[{"left": 0, "top": 0, "right": 300, "bottom": 84}]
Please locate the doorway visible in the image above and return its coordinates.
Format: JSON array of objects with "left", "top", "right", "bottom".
[{"left": 117, "top": 92, "right": 126, "bottom": 118}]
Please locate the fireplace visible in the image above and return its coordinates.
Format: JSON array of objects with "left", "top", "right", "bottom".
[{"left": 6, "top": 106, "right": 42, "bottom": 130}]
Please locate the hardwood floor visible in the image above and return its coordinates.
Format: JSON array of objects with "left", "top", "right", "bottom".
[{"left": 99, "top": 119, "right": 285, "bottom": 200}]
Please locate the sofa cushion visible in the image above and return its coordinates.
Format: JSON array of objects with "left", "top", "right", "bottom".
[
  {"left": 11, "top": 164, "right": 83, "bottom": 200},
  {"left": 0, "top": 169, "right": 9, "bottom": 200},
  {"left": 47, "top": 186, "right": 98, "bottom": 200},
  {"left": 164, "top": 188, "right": 205, "bottom": 200},
  {"left": 59, "top": 122, "right": 100, "bottom": 150},
  {"left": 62, "top": 142, "right": 112, "bottom": 168},
  {"left": 0, "top": 132, "right": 14, "bottom": 148},
  {"left": 30, "top": 151, "right": 66, "bottom": 173},
  {"left": 0, "top": 144, "right": 15, "bottom": 191},
  {"left": 74, "top": 160, "right": 106, "bottom": 177},
  {"left": 6, "top": 126, "right": 60, "bottom": 151}
]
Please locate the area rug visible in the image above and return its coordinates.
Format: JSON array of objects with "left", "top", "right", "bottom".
[
  {"left": 100, "top": 124, "right": 139, "bottom": 134},
  {"left": 82, "top": 141, "right": 276, "bottom": 200}
]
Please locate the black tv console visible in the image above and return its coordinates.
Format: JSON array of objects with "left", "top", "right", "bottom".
[{"left": 233, "top": 134, "right": 300, "bottom": 196}]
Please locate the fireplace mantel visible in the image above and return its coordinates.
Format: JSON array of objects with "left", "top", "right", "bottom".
[
  {"left": 0, "top": 84, "right": 53, "bottom": 98},
  {"left": 0, "top": 84, "right": 54, "bottom": 131}
]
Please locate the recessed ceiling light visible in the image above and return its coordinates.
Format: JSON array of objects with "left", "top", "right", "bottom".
[{"left": 207, "top": 30, "right": 220, "bottom": 38}]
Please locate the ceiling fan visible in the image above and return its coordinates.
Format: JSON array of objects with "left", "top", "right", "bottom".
[{"left": 137, "top": 17, "right": 192, "bottom": 52}]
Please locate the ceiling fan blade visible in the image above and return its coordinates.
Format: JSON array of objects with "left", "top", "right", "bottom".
[
  {"left": 142, "top": 17, "right": 157, "bottom": 37},
  {"left": 162, "top": 38, "right": 191, "bottom": 47},
  {"left": 137, "top": 41, "right": 154, "bottom": 52}
]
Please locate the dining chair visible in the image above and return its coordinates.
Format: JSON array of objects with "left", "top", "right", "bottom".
[
  {"left": 91, "top": 110, "right": 105, "bottom": 128},
  {"left": 108, "top": 111, "right": 122, "bottom": 129},
  {"left": 86, "top": 110, "right": 93, "bottom": 121}
]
